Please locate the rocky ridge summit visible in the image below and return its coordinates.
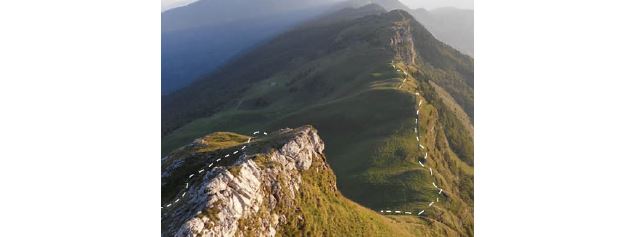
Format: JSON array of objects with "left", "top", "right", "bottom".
[{"left": 161, "top": 126, "right": 428, "bottom": 237}]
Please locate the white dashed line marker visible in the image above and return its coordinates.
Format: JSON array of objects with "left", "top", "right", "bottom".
[
  {"left": 432, "top": 182, "right": 438, "bottom": 188},
  {"left": 416, "top": 136, "right": 419, "bottom": 141},
  {"left": 185, "top": 183, "right": 189, "bottom": 188},
  {"left": 386, "top": 210, "right": 392, "bottom": 213},
  {"left": 264, "top": 132, "right": 268, "bottom": 135},
  {"left": 414, "top": 127, "right": 417, "bottom": 133},
  {"left": 395, "top": 211, "right": 401, "bottom": 214},
  {"left": 418, "top": 101, "right": 422, "bottom": 106},
  {"left": 175, "top": 199, "right": 180, "bottom": 203},
  {"left": 428, "top": 202, "right": 434, "bottom": 207},
  {"left": 380, "top": 210, "right": 384, "bottom": 213},
  {"left": 424, "top": 152, "right": 428, "bottom": 159},
  {"left": 208, "top": 163, "right": 213, "bottom": 168},
  {"left": 418, "top": 161, "right": 425, "bottom": 167},
  {"left": 419, "top": 144, "right": 425, "bottom": 149},
  {"left": 438, "top": 189, "right": 443, "bottom": 194},
  {"left": 436, "top": 197, "right": 439, "bottom": 202},
  {"left": 253, "top": 131, "right": 260, "bottom": 135},
  {"left": 233, "top": 151, "right": 238, "bottom": 154},
  {"left": 225, "top": 154, "right": 229, "bottom": 158},
  {"left": 247, "top": 138, "right": 251, "bottom": 143},
  {"left": 241, "top": 146, "right": 246, "bottom": 150},
  {"left": 182, "top": 192, "right": 186, "bottom": 197},
  {"left": 216, "top": 158, "right": 221, "bottom": 162},
  {"left": 418, "top": 210, "right": 425, "bottom": 215},
  {"left": 417, "top": 110, "right": 419, "bottom": 115},
  {"left": 405, "top": 211, "right": 412, "bottom": 214},
  {"left": 166, "top": 204, "right": 171, "bottom": 207},
  {"left": 429, "top": 168, "right": 433, "bottom": 175},
  {"left": 188, "top": 174, "right": 194, "bottom": 179},
  {"left": 198, "top": 169, "right": 204, "bottom": 173}
]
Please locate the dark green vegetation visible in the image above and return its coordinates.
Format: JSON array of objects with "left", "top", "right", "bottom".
[{"left": 162, "top": 5, "right": 473, "bottom": 236}]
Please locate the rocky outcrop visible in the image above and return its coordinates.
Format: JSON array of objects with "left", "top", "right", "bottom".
[
  {"left": 390, "top": 11, "right": 417, "bottom": 65},
  {"left": 162, "top": 126, "right": 327, "bottom": 237}
]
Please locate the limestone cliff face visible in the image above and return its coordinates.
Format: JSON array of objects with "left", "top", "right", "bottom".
[
  {"left": 161, "top": 126, "right": 330, "bottom": 237},
  {"left": 390, "top": 11, "right": 417, "bottom": 66}
]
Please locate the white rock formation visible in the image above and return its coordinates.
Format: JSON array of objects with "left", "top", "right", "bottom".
[{"left": 162, "top": 126, "right": 325, "bottom": 237}]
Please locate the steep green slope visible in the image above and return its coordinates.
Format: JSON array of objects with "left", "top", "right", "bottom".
[
  {"left": 162, "top": 126, "right": 441, "bottom": 236},
  {"left": 162, "top": 6, "right": 473, "bottom": 236}
]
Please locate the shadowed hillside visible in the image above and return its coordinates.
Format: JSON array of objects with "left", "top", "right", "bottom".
[{"left": 161, "top": 0, "right": 474, "bottom": 93}]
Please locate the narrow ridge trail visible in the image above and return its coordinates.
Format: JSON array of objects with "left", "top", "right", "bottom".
[
  {"left": 161, "top": 130, "right": 269, "bottom": 210},
  {"left": 378, "top": 61, "right": 446, "bottom": 217}
]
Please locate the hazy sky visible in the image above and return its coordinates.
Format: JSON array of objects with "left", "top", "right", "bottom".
[
  {"left": 401, "top": 0, "right": 473, "bottom": 10},
  {"left": 162, "top": 0, "right": 474, "bottom": 12}
]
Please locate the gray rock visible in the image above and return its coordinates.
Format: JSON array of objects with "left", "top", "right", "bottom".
[{"left": 162, "top": 126, "right": 326, "bottom": 237}]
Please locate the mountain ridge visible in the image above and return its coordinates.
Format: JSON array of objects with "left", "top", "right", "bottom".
[
  {"left": 161, "top": 126, "right": 438, "bottom": 236},
  {"left": 161, "top": 0, "right": 474, "bottom": 93},
  {"left": 163, "top": 7, "right": 473, "bottom": 236}
]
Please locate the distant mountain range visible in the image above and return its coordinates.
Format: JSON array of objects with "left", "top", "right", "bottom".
[
  {"left": 162, "top": 5, "right": 473, "bottom": 236},
  {"left": 161, "top": 0, "right": 473, "bottom": 94},
  {"left": 413, "top": 7, "right": 474, "bottom": 56}
]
